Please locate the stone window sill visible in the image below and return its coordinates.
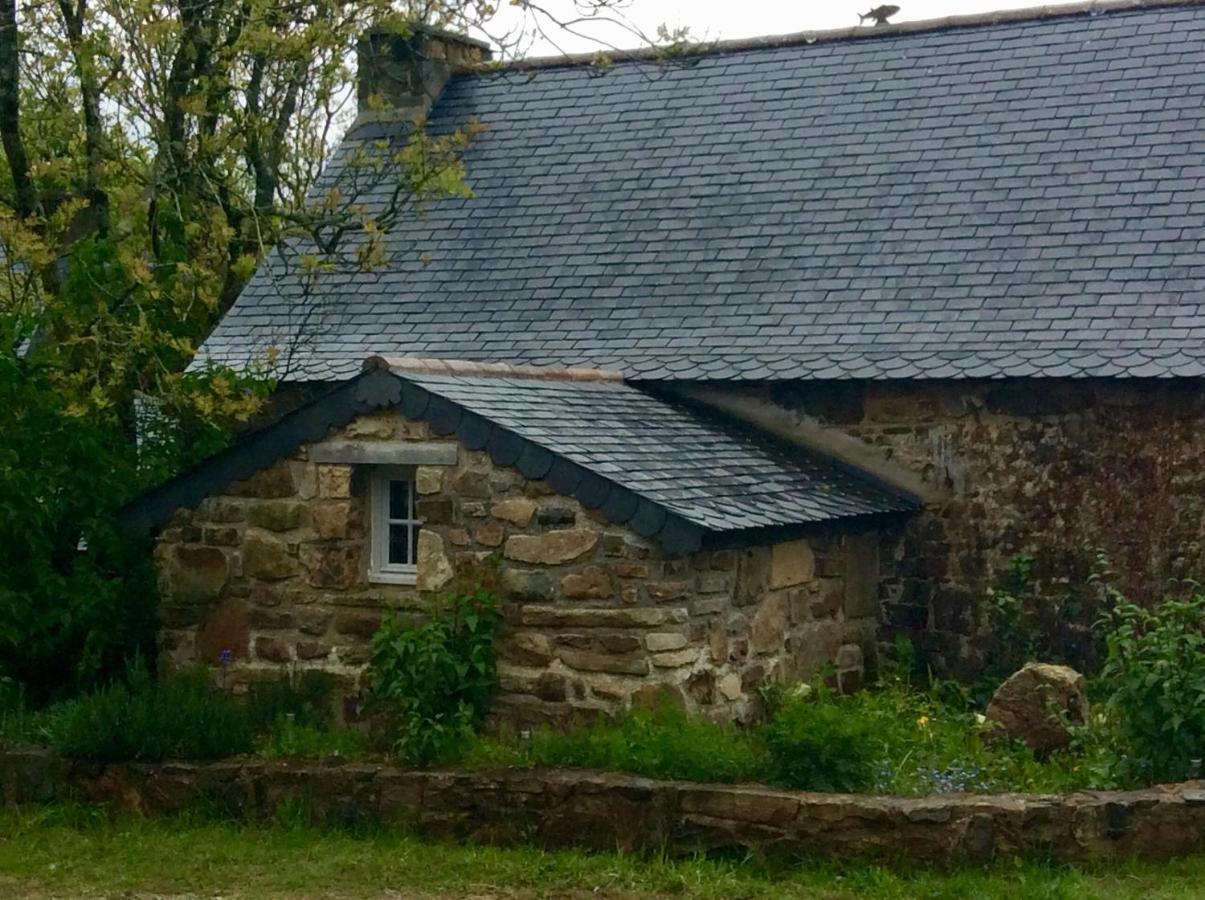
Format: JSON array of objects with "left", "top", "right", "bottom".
[{"left": 368, "top": 568, "right": 417, "bottom": 586}]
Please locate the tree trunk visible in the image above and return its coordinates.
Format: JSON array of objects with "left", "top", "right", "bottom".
[
  {"left": 0, "top": 0, "right": 37, "bottom": 219},
  {"left": 55, "top": 0, "right": 109, "bottom": 236}
]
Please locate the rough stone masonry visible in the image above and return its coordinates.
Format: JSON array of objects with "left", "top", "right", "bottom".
[
  {"left": 157, "top": 408, "right": 883, "bottom": 725},
  {"left": 4, "top": 750, "right": 1203, "bottom": 865}
]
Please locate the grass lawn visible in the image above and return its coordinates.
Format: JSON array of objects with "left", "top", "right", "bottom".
[{"left": 0, "top": 806, "right": 1202, "bottom": 899}]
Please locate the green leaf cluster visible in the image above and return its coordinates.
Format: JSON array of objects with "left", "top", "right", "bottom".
[
  {"left": 367, "top": 588, "right": 500, "bottom": 766},
  {"left": 1098, "top": 591, "right": 1205, "bottom": 782}
]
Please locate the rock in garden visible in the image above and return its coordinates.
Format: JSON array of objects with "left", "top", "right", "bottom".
[{"left": 984, "top": 663, "right": 1089, "bottom": 754}]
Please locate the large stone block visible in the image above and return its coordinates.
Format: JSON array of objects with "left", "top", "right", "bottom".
[
  {"left": 311, "top": 501, "right": 357, "bottom": 540},
  {"left": 333, "top": 611, "right": 383, "bottom": 639},
  {"left": 561, "top": 566, "right": 613, "bottom": 599},
  {"left": 647, "top": 581, "right": 688, "bottom": 602},
  {"left": 498, "top": 632, "right": 553, "bottom": 667},
  {"left": 473, "top": 522, "right": 505, "bottom": 548},
  {"left": 520, "top": 606, "right": 687, "bottom": 629},
  {"left": 491, "top": 498, "right": 537, "bottom": 527},
  {"left": 417, "top": 531, "right": 453, "bottom": 592},
  {"left": 415, "top": 467, "right": 443, "bottom": 495},
  {"left": 651, "top": 649, "right": 697, "bottom": 668},
  {"left": 247, "top": 500, "right": 306, "bottom": 533},
  {"left": 242, "top": 535, "right": 300, "bottom": 581},
  {"left": 735, "top": 547, "right": 770, "bottom": 606},
  {"left": 228, "top": 462, "right": 295, "bottom": 499},
  {"left": 985, "top": 663, "right": 1089, "bottom": 754},
  {"left": 317, "top": 465, "right": 353, "bottom": 499},
  {"left": 452, "top": 470, "right": 490, "bottom": 498},
  {"left": 300, "top": 544, "right": 361, "bottom": 589},
  {"left": 718, "top": 671, "right": 742, "bottom": 701},
  {"left": 645, "top": 632, "right": 688, "bottom": 652},
  {"left": 165, "top": 546, "right": 230, "bottom": 604},
  {"left": 415, "top": 498, "right": 452, "bottom": 524},
  {"left": 344, "top": 415, "right": 396, "bottom": 440},
  {"left": 504, "top": 528, "right": 599, "bottom": 565},
  {"left": 254, "top": 636, "right": 291, "bottom": 663},
  {"left": 198, "top": 498, "right": 246, "bottom": 523},
  {"left": 500, "top": 568, "right": 555, "bottom": 602},
  {"left": 559, "top": 648, "right": 649, "bottom": 676},
  {"left": 750, "top": 593, "right": 789, "bottom": 653},
  {"left": 770, "top": 539, "right": 815, "bottom": 589},
  {"left": 194, "top": 597, "right": 250, "bottom": 661}
]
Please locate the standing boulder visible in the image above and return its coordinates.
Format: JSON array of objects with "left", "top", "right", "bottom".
[{"left": 985, "top": 663, "right": 1089, "bottom": 754}]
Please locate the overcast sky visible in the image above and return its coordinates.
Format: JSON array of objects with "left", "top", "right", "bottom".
[{"left": 482, "top": 0, "right": 1085, "bottom": 57}]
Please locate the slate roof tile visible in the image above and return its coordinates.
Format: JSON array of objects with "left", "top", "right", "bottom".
[
  {"left": 387, "top": 368, "right": 917, "bottom": 536},
  {"left": 196, "top": 1, "right": 1205, "bottom": 385}
]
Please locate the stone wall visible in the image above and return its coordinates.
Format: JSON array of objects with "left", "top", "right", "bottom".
[
  {"left": 156, "top": 409, "right": 884, "bottom": 724},
  {"left": 4, "top": 751, "right": 1203, "bottom": 865},
  {"left": 680, "top": 379, "right": 1205, "bottom": 674}
]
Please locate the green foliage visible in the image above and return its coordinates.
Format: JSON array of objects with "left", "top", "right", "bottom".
[
  {"left": 47, "top": 666, "right": 253, "bottom": 762},
  {"left": 1097, "top": 591, "right": 1205, "bottom": 783},
  {"left": 256, "top": 720, "right": 369, "bottom": 762},
  {"left": 0, "top": 352, "right": 159, "bottom": 701},
  {"left": 5, "top": 804, "right": 1205, "bottom": 900},
  {"left": 462, "top": 676, "right": 1131, "bottom": 796},
  {"left": 0, "top": 0, "right": 485, "bottom": 708},
  {"left": 466, "top": 704, "right": 762, "bottom": 784},
  {"left": 368, "top": 588, "right": 500, "bottom": 766},
  {"left": 244, "top": 671, "right": 339, "bottom": 735},
  {"left": 760, "top": 683, "right": 882, "bottom": 792},
  {"left": 986, "top": 555, "right": 1040, "bottom": 678},
  {"left": 0, "top": 677, "right": 44, "bottom": 749}
]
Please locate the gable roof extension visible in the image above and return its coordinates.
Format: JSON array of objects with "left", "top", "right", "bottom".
[
  {"left": 197, "top": 0, "right": 1205, "bottom": 382},
  {"left": 122, "top": 359, "right": 916, "bottom": 551}
]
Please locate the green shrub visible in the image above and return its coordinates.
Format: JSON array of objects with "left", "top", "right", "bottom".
[
  {"left": 368, "top": 588, "right": 499, "bottom": 766},
  {"left": 1097, "top": 592, "right": 1205, "bottom": 782},
  {"left": 47, "top": 666, "right": 253, "bottom": 762},
  {"left": 760, "top": 684, "right": 884, "bottom": 792},
  {"left": 465, "top": 704, "right": 763, "bottom": 784}
]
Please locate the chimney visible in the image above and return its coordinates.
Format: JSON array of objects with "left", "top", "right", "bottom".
[{"left": 356, "top": 24, "right": 492, "bottom": 127}]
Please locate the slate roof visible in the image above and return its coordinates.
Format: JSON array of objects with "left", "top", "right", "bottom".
[
  {"left": 390, "top": 366, "right": 916, "bottom": 547},
  {"left": 120, "top": 361, "right": 917, "bottom": 550},
  {"left": 196, "top": 1, "right": 1205, "bottom": 382}
]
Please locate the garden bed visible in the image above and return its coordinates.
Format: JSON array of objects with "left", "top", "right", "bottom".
[{"left": 2, "top": 748, "right": 1202, "bottom": 866}]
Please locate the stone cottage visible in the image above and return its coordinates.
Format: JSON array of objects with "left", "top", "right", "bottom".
[
  {"left": 129, "top": 358, "right": 912, "bottom": 722},
  {"left": 125, "top": 0, "right": 1205, "bottom": 717}
]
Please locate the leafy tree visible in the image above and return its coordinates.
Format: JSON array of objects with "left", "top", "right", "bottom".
[{"left": 0, "top": 0, "right": 675, "bottom": 698}]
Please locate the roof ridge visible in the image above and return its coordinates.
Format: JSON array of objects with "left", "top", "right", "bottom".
[
  {"left": 469, "top": 0, "right": 1203, "bottom": 73},
  {"left": 365, "top": 355, "right": 625, "bottom": 382}
]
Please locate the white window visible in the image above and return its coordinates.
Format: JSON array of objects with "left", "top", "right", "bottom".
[{"left": 369, "top": 467, "right": 420, "bottom": 584}]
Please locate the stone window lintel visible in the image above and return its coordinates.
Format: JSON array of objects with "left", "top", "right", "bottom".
[{"left": 310, "top": 440, "right": 458, "bottom": 467}]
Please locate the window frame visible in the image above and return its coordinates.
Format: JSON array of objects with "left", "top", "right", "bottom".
[{"left": 368, "top": 466, "right": 420, "bottom": 585}]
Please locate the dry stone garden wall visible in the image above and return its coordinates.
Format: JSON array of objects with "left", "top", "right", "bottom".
[
  {"left": 4, "top": 750, "right": 1203, "bottom": 865},
  {"left": 156, "top": 409, "right": 884, "bottom": 725}
]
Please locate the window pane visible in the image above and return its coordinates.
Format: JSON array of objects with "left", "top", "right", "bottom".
[
  {"left": 388, "top": 523, "right": 408, "bottom": 565},
  {"left": 410, "top": 524, "right": 420, "bottom": 563},
  {"left": 389, "top": 479, "right": 410, "bottom": 520}
]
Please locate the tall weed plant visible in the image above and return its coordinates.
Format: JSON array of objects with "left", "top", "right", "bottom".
[
  {"left": 1097, "top": 591, "right": 1205, "bottom": 782},
  {"left": 368, "top": 587, "right": 499, "bottom": 766}
]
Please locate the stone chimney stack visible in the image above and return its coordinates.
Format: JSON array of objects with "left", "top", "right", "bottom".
[{"left": 355, "top": 24, "right": 492, "bottom": 128}]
